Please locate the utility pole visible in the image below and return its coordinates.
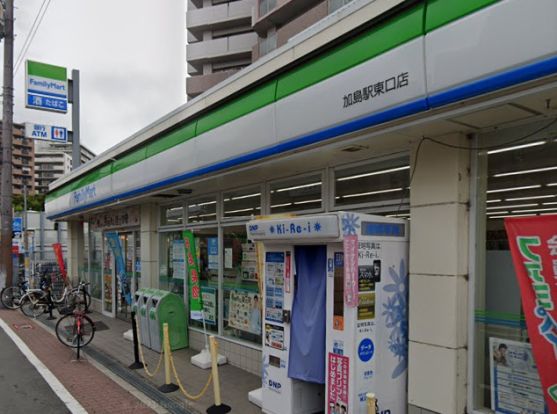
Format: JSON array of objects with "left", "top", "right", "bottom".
[
  {"left": 69, "top": 69, "right": 80, "bottom": 170},
  {"left": 23, "top": 184, "right": 29, "bottom": 279},
  {"left": 0, "top": 0, "right": 14, "bottom": 288}
]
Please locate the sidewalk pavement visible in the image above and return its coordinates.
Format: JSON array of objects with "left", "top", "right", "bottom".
[
  {"left": 6, "top": 308, "right": 263, "bottom": 414},
  {"left": 0, "top": 308, "right": 158, "bottom": 414}
]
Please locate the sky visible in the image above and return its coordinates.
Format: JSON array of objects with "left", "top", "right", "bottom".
[{"left": 2, "top": 0, "right": 186, "bottom": 155}]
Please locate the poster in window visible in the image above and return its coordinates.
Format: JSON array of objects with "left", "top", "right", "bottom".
[
  {"left": 208, "top": 237, "right": 219, "bottom": 270},
  {"left": 228, "top": 289, "right": 261, "bottom": 335},
  {"left": 489, "top": 337, "right": 547, "bottom": 414},
  {"left": 201, "top": 287, "right": 217, "bottom": 325},
  {"left": 171, "top": 239, "right": 186, "bottom": 280}
]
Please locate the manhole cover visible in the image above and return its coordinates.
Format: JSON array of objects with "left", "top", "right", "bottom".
[{"left": 13, "top": 323, "right": 34, "bottom": 331}]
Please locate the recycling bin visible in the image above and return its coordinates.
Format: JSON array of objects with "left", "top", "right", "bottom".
[
  {"left": 138, "top": 288, "right": 155, "bottom": 349},
  {"left": 148, "top": 290, "right": 188, "bottom": 353}
]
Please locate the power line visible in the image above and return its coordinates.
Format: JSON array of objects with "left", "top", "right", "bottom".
[{"left": 14, "top": 0, "right": 52, "bottom": 75}]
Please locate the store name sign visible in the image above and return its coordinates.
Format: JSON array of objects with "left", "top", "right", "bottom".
[
  {"left": 342, "top": 71, "right": 409, "bottom": 109},
  {"left": 90, "top": 207, "right": 140, "bottom": 231},
  {"left": 71, "top": 184, "right": 96, "bottom": 206},
  {"left": 247, "top": 215, "right": 339, "bottom": 240},
  {"left": 25, "top": 60, "right": 68, "bottom": 113}
]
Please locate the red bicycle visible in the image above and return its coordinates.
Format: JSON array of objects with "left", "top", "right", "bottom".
[{"left": 55, "top": 309, "right": 96, "bottom": 359}]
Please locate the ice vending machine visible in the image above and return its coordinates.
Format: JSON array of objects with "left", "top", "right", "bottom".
[{"left": 247, "top": 212, "right": 409, "bottom": 414}]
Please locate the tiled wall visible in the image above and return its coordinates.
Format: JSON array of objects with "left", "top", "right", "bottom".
[{"left": 189, "top": 329, "right": 262, "bottom": 377}]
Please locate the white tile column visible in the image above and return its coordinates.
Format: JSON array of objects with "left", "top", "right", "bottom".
[
  {"left": 67, "top": 220, "right": 84, "bottom": 285},
  {"left": 408, "top": 133, "right": 470, "bottom": 414},
  {"left": 140, "top": 203, "right": 159, "bottom": 289}
]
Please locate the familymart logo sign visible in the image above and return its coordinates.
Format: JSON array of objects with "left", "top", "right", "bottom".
[
  {"left": 505, "top": 216, "right": 557, "bottom": 411},
  {"left": 25, "top": 60, "right": 68, "bottom": 113}
]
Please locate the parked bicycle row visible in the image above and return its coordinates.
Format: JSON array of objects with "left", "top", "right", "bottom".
[{"left": 0, "top": 272, "right": 96, "bottom": 355}]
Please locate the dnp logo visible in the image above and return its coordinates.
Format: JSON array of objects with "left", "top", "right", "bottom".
[
  {"left": 358, "top": 338, "right": 375, "bottom": 362},
  {"left": 268, "top": 379, "right": 282, "bottom": 393}
]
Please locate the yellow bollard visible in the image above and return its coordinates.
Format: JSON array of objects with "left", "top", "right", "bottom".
[
  {"left": 206, "top": 335, "right": 231, "bottom": 414},
  {"left": 366, "top": 393, "right": 377, "bottom": 414},
  {"left": 158, "top": 323, "right": 179, "bottom": 393}
]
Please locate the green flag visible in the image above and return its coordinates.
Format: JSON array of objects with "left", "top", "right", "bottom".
[{"left": 183, "top": 230, "right": 203, "bottom": 320}]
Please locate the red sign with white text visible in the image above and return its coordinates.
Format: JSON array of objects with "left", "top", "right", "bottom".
[
  {"left": 327, "top": 353, "right": 349, "bottom": 414},
  {"left": 504, "top": 215, "right": 557, "bottom": 411}
]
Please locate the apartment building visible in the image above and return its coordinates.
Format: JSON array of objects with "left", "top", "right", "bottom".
[
  {"left": 186, "top": 0, "right": 258, "bottom": 99},
  {"left": 0, "top": 122, "right": 36, "bottom": 196},
  {"left": 34, "top": 141, "right": 95, "bottom": 194},
  {"left": 185, "top": 0, "right": 357, "bottom": 99}
]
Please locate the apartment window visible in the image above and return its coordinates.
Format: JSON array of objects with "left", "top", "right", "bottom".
[
  {"left": 259, "top": 0, "right": 276, "bottom": 17},
  {"left": 270, "top": 173, "right": 323, "bottom": 214},
  {"left": 259, "top": 31, "right": 277, "bottom": 57},
  {"left": 328, "top": 0, "right": 354, "bottom": 14}
]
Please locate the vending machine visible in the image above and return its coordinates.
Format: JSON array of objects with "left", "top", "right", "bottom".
[{"left": 246, "top": 212, "right": 409, "bottom": 414}]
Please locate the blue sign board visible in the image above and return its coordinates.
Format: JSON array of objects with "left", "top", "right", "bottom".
[
  {"left": 27, "top": 93, "right": 68, "bottom": 112},
  {"left": 12, "top": 217, "right": 23, "bottom": 233}
]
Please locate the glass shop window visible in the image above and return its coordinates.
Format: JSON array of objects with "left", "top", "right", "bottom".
[
  {"left": 89, "top": 229, "right": 103, "bottom": 300},
  {"left": 222, "top": 225, "right": 262, "bottom": 345},
  {"left": 334, "top": 156, "right": 409, "bottom": 211},
  {"left": 189, "top": 227, "right": 219, "bottom": 333},
  {"left": 269, "top": 174, "right": 322, "bottom": 214},
  {"left": 160, "top": 204, "right": 184, "bottom": 226},
  {"left": 472, "top": 135, "right": 557, "bottom": 413},
  {"left": 159, "top": 231, "right": 184, "bottom": 296},
  {"left": 222, "top": 187, "right": 261, "bottom": 219},
  {"left": 187, "top": 196, "right": 217, "bottom": 224}
]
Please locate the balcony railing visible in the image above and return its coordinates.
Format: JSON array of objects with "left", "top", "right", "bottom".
[{"left": 187, "top": 32, "right": 257, "bottom": 63}]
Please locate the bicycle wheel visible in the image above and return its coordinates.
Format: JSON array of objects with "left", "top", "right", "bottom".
[
  {"left": 55, "top": 314, "right": 95, "bottom": 348},
  {"left": 68, "top": 289, "right": 91, "bottom": 312},
  {"left": 1, "top": 286, "right": 24, "bottom": 310},
  {"left": 20, "top": 293, "right": 47, "bottom": 318}
]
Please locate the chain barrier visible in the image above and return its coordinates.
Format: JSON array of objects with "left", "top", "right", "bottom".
[
  {"left": 135, "top": 315, "right": 164, "bottom": 378},
  {"left": 169, "top": 351, "right": 213, "bottom": 401}
]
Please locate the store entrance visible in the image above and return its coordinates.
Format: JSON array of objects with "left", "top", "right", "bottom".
[{"left": 102, "top": 230, "right": 141, "bottom": 320}]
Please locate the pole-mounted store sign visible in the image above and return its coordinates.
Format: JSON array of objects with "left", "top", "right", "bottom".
[
  {"left": 25, "top": 60, "right": 68, "bottom": 113},
  {"left": 24, "top": 122, "right": 67, "bottom": 142}
]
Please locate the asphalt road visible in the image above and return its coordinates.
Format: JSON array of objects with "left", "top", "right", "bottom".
[{"left": 0, "top": 325, "right": 71, "bottom": 414}]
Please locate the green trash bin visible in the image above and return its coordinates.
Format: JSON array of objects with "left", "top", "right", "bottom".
[{"left": 148, "top": 290, "right": 188, "bottom": 352}]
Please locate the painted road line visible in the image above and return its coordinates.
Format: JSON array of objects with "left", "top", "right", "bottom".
[{"left": 0, "top": 317, "right": 87, "bottom": 414}]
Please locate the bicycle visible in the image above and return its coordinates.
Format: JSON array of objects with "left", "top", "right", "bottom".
[
  {"left": 0, "top": 278, "right": 29, "bottom": 310},
  {"left": 19, "top": 278, "right": 91, "bottom": 318},
  {"left": 55, "top": 308, "right": 96, "bottom": 359}
]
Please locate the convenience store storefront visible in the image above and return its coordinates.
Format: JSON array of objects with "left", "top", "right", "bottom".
[{"left": 46, "top": 0, "right": 557, "bottom": 412}]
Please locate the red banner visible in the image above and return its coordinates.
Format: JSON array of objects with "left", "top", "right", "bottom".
[
  {"left": 52, "top": 243, "right": 67, "bottom": 282},
  {"left": 504, "top": 215, "right": 557, "bottom": 411}
]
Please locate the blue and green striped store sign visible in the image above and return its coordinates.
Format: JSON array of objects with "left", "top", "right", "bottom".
[{"left": 46, "top": 0, "right": 501, "bottom": 204}]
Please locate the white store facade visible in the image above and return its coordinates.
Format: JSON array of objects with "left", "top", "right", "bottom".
[{"left": 46, "top": 0, "right": 557, "bottom": 413}]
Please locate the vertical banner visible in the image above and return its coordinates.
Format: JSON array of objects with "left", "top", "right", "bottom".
[
  {"left": 183, "top": 230, "right": 203, "bottom": 320},
  {"left": 343, "top": 235, "right": 359, "bottom": 307},
  {"left": 504, "top": 215, "right": 557, "bottom": 411},
  {"left": 106, "top": 232, "right": 131, "bottom": 305},
  {"left": 52, "top": 243, "right": 67, "bottom": 282}
]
